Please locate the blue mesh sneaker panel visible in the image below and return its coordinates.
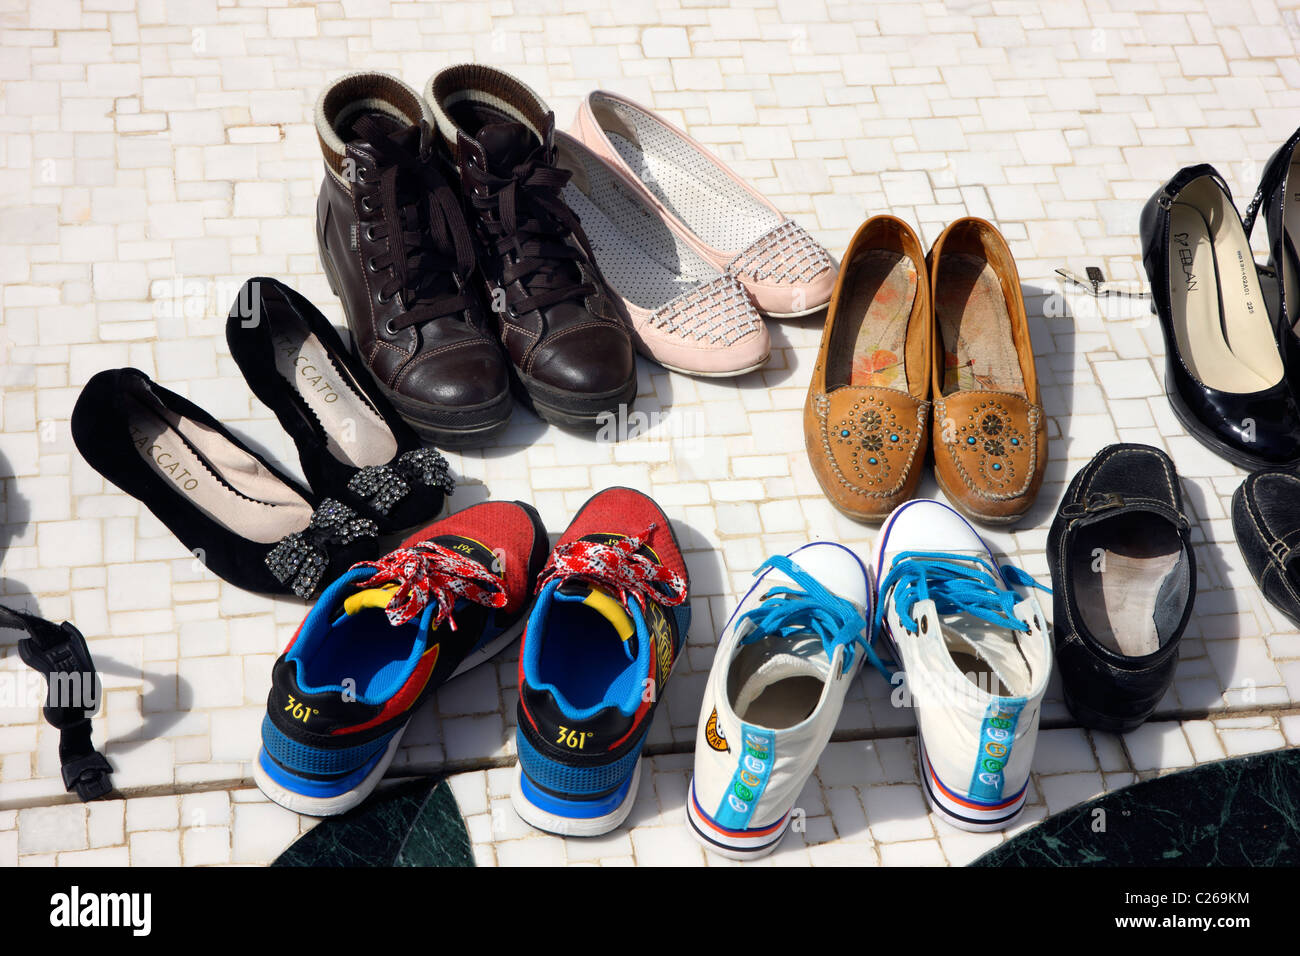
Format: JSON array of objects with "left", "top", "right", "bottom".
[
  {"left": 260, "top": 715, "right": 396, "bottom": 779},
  {"left": 517, "top": 729, "right": 645, "bottom": 797}
]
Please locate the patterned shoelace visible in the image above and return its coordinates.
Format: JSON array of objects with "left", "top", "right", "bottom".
[
  {"left": 350, "top": 541, "right": 506, "bottom": 629},
  {"left": 535, "top": 523, "right": 687, "bottom": 612}
]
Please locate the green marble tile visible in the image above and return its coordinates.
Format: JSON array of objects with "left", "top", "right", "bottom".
[
  {"left": 973, "top": 748, "right": 1300, "bottom": 867},
  {"left": 273, "top": 778, "right": 474, "bottom": 868}
]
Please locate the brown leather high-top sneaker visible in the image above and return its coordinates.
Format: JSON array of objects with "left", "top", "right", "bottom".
[
  {"left": 314, "top": 72, "right": 512, "bottom": 447},
  {"left": 424, "top": 65, "right": 636, "bottom": 429}
]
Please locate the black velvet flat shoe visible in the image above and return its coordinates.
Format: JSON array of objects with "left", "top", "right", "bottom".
[
  {"left": 1046, "top": 444, "right": 1196, "bottom": 732},
  {"left": 1140, "top": 164, "right": 1300, "bottom": 469},
  {"left": 226, "top": 277, "right": 454, "bottom": 534},
  {"left": 72, "top": 368, "right": 381, "bottom": 599},
  {"left": 1243, "top": 126, "right": 1300, "bottom": 389},
  {"left": 1232, "top": 469, "right": 1300, "bottom": 630}
]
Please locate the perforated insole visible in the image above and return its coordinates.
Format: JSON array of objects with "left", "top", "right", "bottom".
[
  {"left": 1071, "top": 517, "right": 1183, "bottom": 658},
  {"left": 127, "top": 402, "right": 312, "bottom": 544},
  {"left": 1285, "top": 154, "right": 1300, "bottom": 328},
  {"left": 826, "top": 250, "right": 917, "bottom": 391},
  {"left": 1168, "top": 199, "right": 1280, "bottom": 392},
  {"left": 935, "top": 253, "right": 1025, "bottom": 396},
  {"left": 601, "top": 113, "right": 780, "bottom": 252},
  {"left": 269, "top": 316, "right": 396, "bottom": 468},
  {"left": 562, "top": 179, "right": 710, "bottom": 310}
]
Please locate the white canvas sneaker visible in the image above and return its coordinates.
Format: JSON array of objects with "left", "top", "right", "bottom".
[
  {"left": 872, "top": 499, "right": 1052, "bottom": 832},
  {"left": 687, "top": 543, "right": 891, "bottom": 859}
]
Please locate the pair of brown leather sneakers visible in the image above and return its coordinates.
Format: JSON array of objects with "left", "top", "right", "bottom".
[
  {"left": 314, "top": 68, "right": 635, "bottom": 448},
  {"left": 803, "top": 216, "right": 1047, "bottom": 525}
]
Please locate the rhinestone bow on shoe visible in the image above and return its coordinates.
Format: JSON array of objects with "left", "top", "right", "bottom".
[
  {"left": 264, "top": 499, "right": 380, "bottom": 599},
  {"left": 346, "top": 447, "right": 455, "bottom": 517}
]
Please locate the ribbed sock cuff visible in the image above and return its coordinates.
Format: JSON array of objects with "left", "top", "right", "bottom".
[
  {"left": 424, "top": 64, "right": 552, "bottom": 150},
  {"left": 314, "top": 71, "right": 433, "bottom": 181}
]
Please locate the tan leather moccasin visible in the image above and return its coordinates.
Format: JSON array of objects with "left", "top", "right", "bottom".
[
  {"left": 928, "top": 217, "right": 1047, "bottom": 525},
  {"left": 804, "top": 216, "right": 932, "bottom": 522}
]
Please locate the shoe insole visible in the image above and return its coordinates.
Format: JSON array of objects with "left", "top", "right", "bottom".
[
  {"left": 592, "top": 95, "right": 780, "bottom": 253},
  {"left": 127, "top": 400, "right": 313, "bottom": 544},
  {"left": 935, "top": 253, "right": 1026, "bottom": 396},
  {"left": 560, "top": 154, "right": 715, "bottom": 311},
  {"left": 726, "top": 631, "right": 830, "bottom": 730},
  {"left": 1168, "top": 180, "right": 1280, "bottom": 393},
  {"left": 1071, "top": 515, "right": 1184, "bottom": 658},
  {"left": 826, "top": 249, "right": 916, "bottom": 390},
  {"left": 265, "top": 296, "right": 397, "bottom": 469},
  {"left": 736, "top": 675, "right": 823, "bottom": 729},
  {"left": 1285, "top": 152, "right": 1300, "bottom": 329},
  {"left": 948, "top": 650, "right": 1013, "bottom": 699}
]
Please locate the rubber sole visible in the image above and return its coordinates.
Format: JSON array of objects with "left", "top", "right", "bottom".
[
  {"left": 255, "top": 728, "right": 405, "bottom": 818},
  {"left": 760, "top": 302, "right": 829, "bottom": 319},
  {"left": 370, "top": 373, "right": 513, "bottom": 450},
  {"left": 316, "top": 228, "right": 514, "bottom": 449},
  {"left": 512, "top": 366, "right": 638, "bottom": 430},
  {"left": 510, "top": 760, "right": 641, "bottom": 837},
  {"left": 684, "top": 779, "right": 791, "bottom": 860},
  {"left": 918, "top": 737, "right": 1027, "bottom": 832},
  {"left": 658, "top": 353, "right": 771, "bottom": 379}
]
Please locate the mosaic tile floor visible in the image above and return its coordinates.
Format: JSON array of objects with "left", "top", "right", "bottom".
[{"left": 2, "top": 0, "right": 1299, "bottom": 865}]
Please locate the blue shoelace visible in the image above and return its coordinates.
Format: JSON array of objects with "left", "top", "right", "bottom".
[
  {"left": 874, "top": 550, "right": 1049, "bottom": 635},
  {"left": 736, "top": 554, "right": 892, "bottom": 680}
]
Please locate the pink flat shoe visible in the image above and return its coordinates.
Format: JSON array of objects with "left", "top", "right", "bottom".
[
  {"left": 555, "top": 131, "right": 770, "bottom": 377},
  {"left": 571, "top": 90, "right": 836, "bottom": 318}
]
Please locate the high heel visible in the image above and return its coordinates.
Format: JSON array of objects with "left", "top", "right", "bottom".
[
  {"left": 225, "top": 277, "right": 454, "bottom": 535},
  {"left": 1243, "top": 126, "right": 1300, "bottom": 391},
  {"left": 1139, "top": 164, "right": 1300, "bottom": 468},
  {"left": 72, "top": 368, "right": 381, "bottom": 599}
]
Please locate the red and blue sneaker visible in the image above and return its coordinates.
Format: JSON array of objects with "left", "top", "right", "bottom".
[
  {"left": 255, "top": 500, "right": 548, "bottom": 816},
  {"left": 512, "top": 487, "right": 690, "bottom": 836}
]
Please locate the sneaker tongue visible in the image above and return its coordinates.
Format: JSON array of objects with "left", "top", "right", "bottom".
[{"left": 478, "top": 120, "right": 540, "bottom": 172}]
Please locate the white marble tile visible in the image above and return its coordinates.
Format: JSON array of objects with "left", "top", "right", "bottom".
[{"left": 3, "top": 0, "right": 1296, "bottom": 869}]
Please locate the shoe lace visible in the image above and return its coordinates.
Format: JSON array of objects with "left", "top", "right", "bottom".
[
  {"left": 874, "top": 550, "right": 1049, "bottom": 636},
  {"left": 350, "top": 541, "right": 506, "bottom": 629},
  {"left": 463, "top": 142, "right": 601, "bottom": 315},
  {"left": 737, "top": 555, "right": 890, "bottom": 679},
  {"left": 535, "top": 524, "right": 687, "bottom": 611},
  {"left": 353, "top": 116, "right": 477, "bottom": 331}
]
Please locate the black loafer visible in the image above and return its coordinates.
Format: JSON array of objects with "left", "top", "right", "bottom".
[
  {"left": 1232, "top": 469, "right": 1300, "bottom": 629},
  {"left": 1139, "top": 164, "right": 1300, "bottom": 468},
  {"left": 1046, "top": 443, "right": 1196, "bottom": 732},
  {"left": 72, "top": 368, "right": 381, "bottom": 599},
  {"left": 226, "top": 277, "right": 455, "bottom": 534}
]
